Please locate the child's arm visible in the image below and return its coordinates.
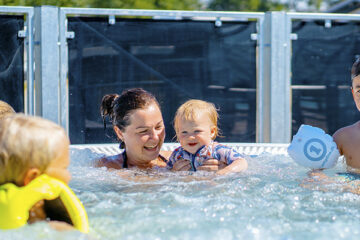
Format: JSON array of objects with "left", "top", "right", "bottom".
[
  {"left": 212, "top": 144, "right": 248, "bottom": 175},
  {"left": 216, "top": 157, "right": 248, "bottom": 175}
]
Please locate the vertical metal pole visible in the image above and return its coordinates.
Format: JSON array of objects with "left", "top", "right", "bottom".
[
  {"left": 34, "top": 6, "right": 60, "bottom": 123},
  {"left": 256, "top": 16, "right": 265, "bottom": 143},
  {"left": 260, "top": 12, "right": 291, "bottom": 143},
  {"left": 25, "top": 9, "right": 34, "bottom": 115},
  {"left": 59, "top": 9, "right": 69, "bottom": 133}
]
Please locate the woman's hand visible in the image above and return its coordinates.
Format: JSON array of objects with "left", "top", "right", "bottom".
[
  {"left": 197, "top": 159, "right": 227, "bottom": 171},
  {"left": 172, "top": 159, "right": 192, "bottom": 171},
  {"left": 172, "top": 159, "right": 224, "bottom": 172}
]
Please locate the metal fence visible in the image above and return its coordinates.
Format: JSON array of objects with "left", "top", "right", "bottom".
[{"left": 1, "top": 6, "right": 359, "bottom": 144}]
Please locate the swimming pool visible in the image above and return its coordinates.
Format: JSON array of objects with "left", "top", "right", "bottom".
[{"left": 2, "top": 143, "right": 360, "bottom": 240}]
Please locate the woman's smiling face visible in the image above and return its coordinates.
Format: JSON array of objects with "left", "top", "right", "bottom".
[{"left": 115, "top": 103, "right": 165, "bottom": 165}]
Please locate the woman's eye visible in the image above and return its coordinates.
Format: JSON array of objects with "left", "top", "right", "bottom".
[{"left": 181, "top": 131, "right": 187, "bottom": 134}]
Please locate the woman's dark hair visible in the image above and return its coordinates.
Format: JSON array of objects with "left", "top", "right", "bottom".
[{"left": 100, "top": 88, "right": 160, "bottom": 148}]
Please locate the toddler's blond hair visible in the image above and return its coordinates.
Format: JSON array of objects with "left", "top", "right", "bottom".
[
  {"left": 0, "top": 114, "right": 69, "bottom": 185},
  {"left": 174, "top": 99, "right": 219, "bottom": 140},
  {"left": 0, "top": 100, "right": 15, "bottom": 120}
]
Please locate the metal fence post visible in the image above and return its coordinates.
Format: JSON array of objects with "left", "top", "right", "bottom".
[
  {"left": 34, "top": 6, "right": 60, "bottom": 123},
  {"left": 59, "top": 8, "right": 71, "bottom": 133},
  {"left": 260, "top": 12, "right": 291, "bottom": 143}
]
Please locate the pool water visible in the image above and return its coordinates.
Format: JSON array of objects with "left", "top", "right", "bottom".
[{"left": 1, "top": 149, "right": 360, "bottom": 240}]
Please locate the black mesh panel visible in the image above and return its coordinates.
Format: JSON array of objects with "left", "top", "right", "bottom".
[
  {"left": 291, "top": 20, "right": 360, "bottom": 136},
  {"left": 0, "top": 15, "right": 24, "bottom": 112},
  {"left": 68, "top": 17, "right": 257, "bottom": 144}
]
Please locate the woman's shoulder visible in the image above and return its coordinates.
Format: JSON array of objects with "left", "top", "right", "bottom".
[
  {"left": 95, "top": 153, "right": 124, "bottom": 169},
  {"left": 159, "top": 150, "right": 172, "bottom": 162}
]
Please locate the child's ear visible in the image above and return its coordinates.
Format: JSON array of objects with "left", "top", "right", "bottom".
[
  {"left": 210, "top": 126, "right": 217, "bottom": 140},
  {"left": 23, "top": 168, "right": 41, "bottom": 186}
]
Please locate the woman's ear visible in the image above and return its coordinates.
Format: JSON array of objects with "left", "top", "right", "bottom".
[
  {"left": 113, "top": 126, "right": 124, "bottom": 141},
  {"left": 22, "top": 168, "right": 41, "bottom": 186}
]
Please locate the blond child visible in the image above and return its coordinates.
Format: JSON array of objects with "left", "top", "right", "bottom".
[
  {"left": 0, "top": 114, "right": 88, "bottom": 232},
  {"left": 0, "top": 100, "right": 15, "bottom": 120},
  {"left": 333, "top": 58, "right": 360, "bottom": 172},
  {"left": 167, "top": 99, "right": 248, "bottom": 175}
]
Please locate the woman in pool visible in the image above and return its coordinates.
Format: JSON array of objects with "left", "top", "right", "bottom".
[{"left": 96, "top": 88, "right": 235, "bottom": 173}]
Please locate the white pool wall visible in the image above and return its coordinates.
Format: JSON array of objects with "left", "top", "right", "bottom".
[{"left": 70, "top": 143, "right": 290, "bottom": 157}]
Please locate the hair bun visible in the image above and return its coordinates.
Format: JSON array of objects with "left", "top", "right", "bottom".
[{"left": 100, "top": 94, "right": 119, "bottom": 117}]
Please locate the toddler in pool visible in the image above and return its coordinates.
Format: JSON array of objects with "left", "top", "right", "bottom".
[
  {"left": 0, "top": 114, "right": 88, "bottom": 232},
  {"left": 167, "top": 99, "right": 248, "bottom": 175}
]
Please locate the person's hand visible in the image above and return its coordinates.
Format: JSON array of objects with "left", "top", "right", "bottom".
[
  {"left": 197, "top": 159, "right": 226, "bottom": 172},
  {"left": 172, "top": 159, "right": 192, "bottom": 171},
  {"left": 28, "top": 200, "right": 46, "bottom": 224},
  {"left": 307, "top": 169, "right": 327, "bottom": 180},
  {"left": 48, "top": 221, "right": 75, "bottom": 231}
]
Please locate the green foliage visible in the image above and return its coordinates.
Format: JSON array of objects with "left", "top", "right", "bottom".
[
  {"left": 0, "top": 0, "right": 202, "bottom": 9},
  {"left": 88, "top": 0, "right": 202, "bottom": 10},
  {"left": 207, "top": 0, "right": 285, "bottom": 11},
  {"left": 0, "top": 0, "right": 346, "bottom": 12}
]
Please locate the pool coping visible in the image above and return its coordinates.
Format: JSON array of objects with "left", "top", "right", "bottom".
[{"left": 70, "top": 143, "right": 290, "bottom": 156}]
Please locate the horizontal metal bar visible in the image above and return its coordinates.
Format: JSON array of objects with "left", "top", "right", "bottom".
[
  {"left": 287, "top": 12, "right": 360, "bottom": 21},
  {"left": 292, "top": 85, "right": 326, "bottom": 90},
  {"left": 0, "top": 6, "right": 34, "bottom": 14},
  {"left": 61, "top": 7, "right": 264, "bottom": 20},
  {"left": 292, "top": 85, "right": 351, "bottom": 90},
  {"left": 228, "top": 87, "right": 256, "bottom": 92}
]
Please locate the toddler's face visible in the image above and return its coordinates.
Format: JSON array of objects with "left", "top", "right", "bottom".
[
  {"left": 177, "top": 113, "right": 216, "bottom": 154},
  {"left": 45, "top": 138, "right": 71, "bottom": 184}
]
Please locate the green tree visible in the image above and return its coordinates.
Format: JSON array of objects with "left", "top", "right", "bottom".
[
  {"left": 207, "top": 0, "right": 285, "bottom": 11},
  {"left": 0, "top": 0, "right": 202, "bottom": 9},
  {"left": 88, "top": 0, "right": 202, "bottom": 10},
  {"left": 308, "top": 0, "right": 343, "bottom": 11}
]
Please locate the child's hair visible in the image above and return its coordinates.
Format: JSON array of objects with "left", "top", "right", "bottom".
[
  {"left": 351, "top": 58, "right": 360, "bottom": 82},
  {"left": 0, "top": 114, "right": 69, "bottom": 185},
  {"left": 0, "top": 100, "right": 15, "bottom": 120},
  {"left": 174, "top": 99, "right": 219, "bottom": 140}
]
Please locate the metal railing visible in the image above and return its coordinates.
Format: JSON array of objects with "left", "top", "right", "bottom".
[
  {"left": 0, "top": 6, "right": 34, "bottom": 115},
  {"left": 1, "top": 6, "right": 359, "bottom": 143}
]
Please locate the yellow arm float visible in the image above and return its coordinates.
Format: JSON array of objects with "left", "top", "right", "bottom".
[{"left": 0, "top": 174, "right": 89, "bottom": 233}]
